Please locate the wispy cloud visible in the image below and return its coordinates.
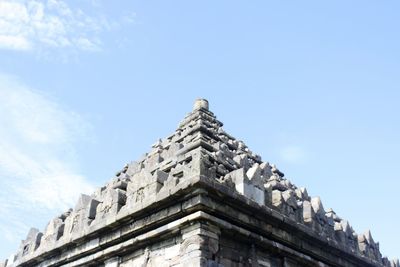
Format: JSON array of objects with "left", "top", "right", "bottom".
[
  {"left": 0, "top": 74, "right": 93, "bottom": 256},
  {"left": 0, "top": 0, "right": 115, "bottom": 52},
  {"left": 279, "top": 145, "right": 308, "bottom": 164}
]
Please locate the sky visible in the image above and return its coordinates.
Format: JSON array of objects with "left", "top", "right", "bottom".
[{"left": 0, "top": 0, "right": 399, "bottom": 261}]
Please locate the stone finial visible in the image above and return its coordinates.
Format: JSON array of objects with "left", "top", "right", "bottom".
[{"left": 193, "top": 98, "right": 209, "bottom": 111}]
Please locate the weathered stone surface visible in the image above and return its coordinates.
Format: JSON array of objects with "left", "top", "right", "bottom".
[
  {"left": 303, "top": 200, "right": 314, "bottom": 224},
  {"left": 40, "top": 213, "right": 67, "bottom": 248},
  {"left": 15, "top": 228, "right": 43, "bottom": 262},
  {"left": 104, "top": 257, "right": 120, "bottom": 267}
]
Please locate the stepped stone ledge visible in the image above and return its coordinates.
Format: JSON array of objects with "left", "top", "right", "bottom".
[{"left": 3, "top": 98, "right": 397, "bottom": 267}]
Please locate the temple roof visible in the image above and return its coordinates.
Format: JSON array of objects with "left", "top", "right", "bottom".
[{"left": 5, "top": 99, "right": 398, "bottom": 267}]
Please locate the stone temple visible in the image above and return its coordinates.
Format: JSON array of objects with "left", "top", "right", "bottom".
[{"left": 3, "top": 99, "right": 398, "bottom": 267}]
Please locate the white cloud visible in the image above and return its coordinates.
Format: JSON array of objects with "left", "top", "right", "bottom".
[
  {"left": 0, "top": 0, "right": 109, "bottom": 51},
  {"left": 0, "top": 74, "right": 93, "bottom": 255},
  {"left": 279, "top": 145, "right": 307, "bottom": 164}
]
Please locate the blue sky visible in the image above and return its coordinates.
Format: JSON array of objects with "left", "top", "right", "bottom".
[{"left": 0, "top": 0, "right": 399, "bottom": 261}]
